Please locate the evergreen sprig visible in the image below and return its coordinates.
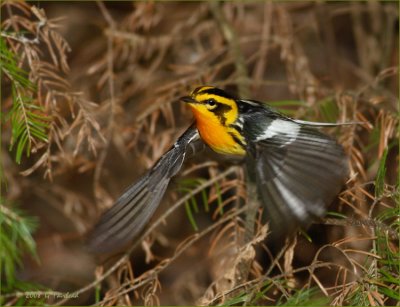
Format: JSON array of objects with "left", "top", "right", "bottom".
[
  {"left": 1, "top": 36, "right": 51, "bottom": 164},
  {"left": 0, "top": 202, "right": 39, "bottom": 290}
]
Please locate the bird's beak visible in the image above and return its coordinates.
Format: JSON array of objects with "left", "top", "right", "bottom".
[{"left": 180, "top": 96, "right": 198, "bottom": 105}]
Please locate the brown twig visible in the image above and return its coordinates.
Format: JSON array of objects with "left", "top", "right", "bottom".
[
  {"left": 209, "top": 2, "right": 259, "bottom": 287},
  {"left": 93, "top": 1, "right": 117, "bottom": 204},
  {"left": 252, "top": 2, "right": 273, "bottom": 89},
  {"left": 53, "top": 166, "right": 238, "bottom": 305},
  {"left": 98, "top": 204, "right": 249, "bottom": 305},
  {"left": 209, "top": 1, "right": 249, "bottom": 97}
]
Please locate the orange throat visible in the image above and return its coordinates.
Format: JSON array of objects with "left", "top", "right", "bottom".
[{"left": 191, "top": 108, "right": 246, "bottom": 156}]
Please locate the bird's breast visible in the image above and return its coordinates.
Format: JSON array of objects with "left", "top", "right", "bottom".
[{"left": 194, "top": 115, "right": 246, "bottom": 156}]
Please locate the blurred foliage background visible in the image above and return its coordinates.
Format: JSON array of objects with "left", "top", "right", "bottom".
[{"left": 1, "top": 1, "right": 399, "bottom": 306}]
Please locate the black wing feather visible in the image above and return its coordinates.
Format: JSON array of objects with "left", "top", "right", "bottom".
[
  {"left": 87, "top": 125, "right": 203, "bottom": 253},
  {"left": 249, "top": 122, "right": 348, "bottom": 240}
]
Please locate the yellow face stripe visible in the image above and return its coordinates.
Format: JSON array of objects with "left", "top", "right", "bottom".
[
  {"left": 190, "top": 93, "right": 238, "bottom": 126},
  {"left": 190, "top": 86, "right": 214, "bottom": 96}
]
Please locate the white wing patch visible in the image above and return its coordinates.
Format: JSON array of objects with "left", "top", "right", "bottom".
[
  {"left": 273, "top": 179, "right": 308, "bottom": 219},
  {"left": 256, "top": 119, "right": 300, "bottom": 142},
  {"left": 240, "top": 99, "right": 262, "bottom": 107},
  {"left": 293, "top": 119, "right": 364, "bottom": 126}
]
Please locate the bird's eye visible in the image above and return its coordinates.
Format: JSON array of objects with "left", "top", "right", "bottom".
[{"left": 206, "top": 99, "right": 216, "bottom": 106}]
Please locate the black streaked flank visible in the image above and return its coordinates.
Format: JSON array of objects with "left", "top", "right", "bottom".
[
  {"left": 229, "top": 123, "right": 243, "bottom": 133},
  {"left": 228, "top": 131, "right": 246, "bottom": 149}
]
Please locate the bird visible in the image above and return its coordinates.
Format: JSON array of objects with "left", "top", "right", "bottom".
[{"left": 88, "top": 86, "right": 355, "bottom": 253}]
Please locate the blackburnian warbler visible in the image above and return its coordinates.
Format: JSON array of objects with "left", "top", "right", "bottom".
[{"left": 89, "top": 86, "right": 356, "bottom": 252}]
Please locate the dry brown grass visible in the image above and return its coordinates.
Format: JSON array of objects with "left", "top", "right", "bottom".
[{"left": 1, "top": 1, "right": 398, "bottom": 306}]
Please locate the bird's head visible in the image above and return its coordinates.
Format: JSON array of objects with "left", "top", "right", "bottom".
[{"left": 181, "top": 86, "right": 239, "bottom": 126}]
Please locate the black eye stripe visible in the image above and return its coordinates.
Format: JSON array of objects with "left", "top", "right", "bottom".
[
  {"left": 210, "top": 103, "right": 232, "bottom": 126},
  {"left": 212, "top": 103, "right": 232, "bottom": 114}
]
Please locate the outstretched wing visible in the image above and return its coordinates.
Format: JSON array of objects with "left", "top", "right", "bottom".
[
  {"left": 248, "top": 119, "right": 349, "bottom": 240},
  {"left": 88, "top": 125, "right": 203, "bottom": 253}
]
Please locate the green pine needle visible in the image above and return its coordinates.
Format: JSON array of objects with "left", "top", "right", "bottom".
[
  {"left": 278, "top": 287, "right": 328, "bottom": 306},
  {"left": 375, "top": 148, "right": 388, "bottom": 197},
  {"left": 0, "top": 202, "right": 39, "bottom": 290},
  {"left": 1, "top": 36, "right": 51, "bottom": 164}
]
